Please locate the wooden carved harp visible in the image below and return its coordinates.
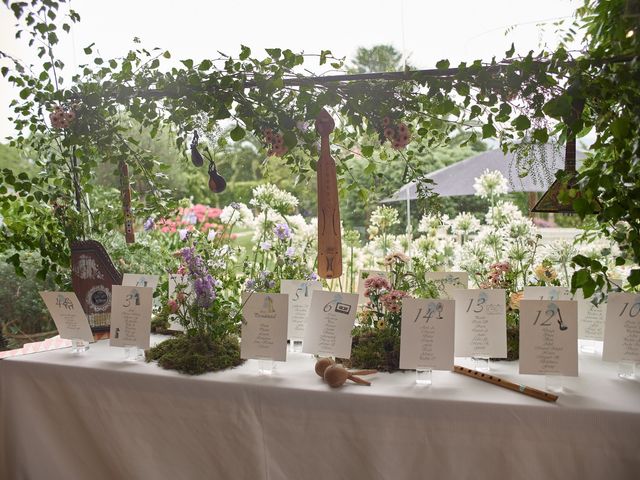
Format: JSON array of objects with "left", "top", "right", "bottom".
[{"left": 315, "top": 109, "right": 343, "bottom": 279}]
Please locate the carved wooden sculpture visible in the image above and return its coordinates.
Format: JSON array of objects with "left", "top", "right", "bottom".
[{"left": 315, "top": 109, "right": 342, "bottom": 279}]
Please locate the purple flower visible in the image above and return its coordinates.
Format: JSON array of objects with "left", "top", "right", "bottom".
[
  {"left": 260, "top": 241, "right": 272, "bottom": 251},
  {"left": 143, "top": 217, "right": 155, "bottom": 231},
  {"left": 230, "top": 202, "right": 241, "bottom": 209},
  {"left": 285, "top": 246, "right": 296, "bottom": 257},
  {"left": 307, "top": 272, "right": 319, "bottom": 281},
  {"left": 245, "top": 279, "right": 256, "bottom": 291},
  {"left": 273, "top": 223, "right": 291, "bottom": 241},
  {"left": 194, "top": 274, "right": 216, "bottom": 307},
  {"left": 179, "top": 229, "right": 189, "bottom": 241}
]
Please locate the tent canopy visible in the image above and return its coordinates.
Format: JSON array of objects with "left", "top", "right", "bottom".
[{"left": 383, "top": 144, "right": 586, "bottom": 202}]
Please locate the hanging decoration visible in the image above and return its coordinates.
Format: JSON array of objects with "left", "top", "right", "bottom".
[
  {"left": 315, "top": 109, "right": 342, "bottom": 279},
  {"left": 190, "top": 131, "right": 204, "bottom": 167},
  {"left": 119, "top": 160, "right": 135, "bottom": 244}
]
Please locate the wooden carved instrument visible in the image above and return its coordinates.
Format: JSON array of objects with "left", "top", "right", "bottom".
[
  {"left": 453, "top": 365, "right": 558, "bottom": 403},
  {"left": 315, "top": 109, "right": 342, "bottom": 279},
  {"left": 71, "top": 240, "right": 123, "bottom": 332},
  {"left": 119, "top": 160, "right": 135, "bottom": 244}
]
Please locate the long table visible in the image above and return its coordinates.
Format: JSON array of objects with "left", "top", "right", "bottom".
[{"left": 1, "top": 337, "right": 639, "bottom": 480}]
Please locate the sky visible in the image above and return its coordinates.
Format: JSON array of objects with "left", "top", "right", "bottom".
[{"left": 0, "top": 0, "right": 582, "bottom": 139}]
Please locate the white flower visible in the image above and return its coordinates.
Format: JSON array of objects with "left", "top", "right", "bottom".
[
  {"left": 207, "top": 229, "right": 217, "bottom": 241},
  {"left": 473, "top": 169, "right": 508, "bottom": 198},
  {"left": 450, "top": 212, "right": 481, "bottom": 235},
  {"left": 250, "top": 183, "right": 298, "bottom": 214},
  {"left": 486, "top": 200, "right": 523, "bottom": 227},
  {"left": 220, "top": 202, "right": 255, "bottom": 228},
  {"left": 179, "top": 229, "right": 189, "bottom": 241},
  {"left": 418, "top": 213, "right": 449, "bottom": 235},
  {"left": 369, "top": 205, "right": 400, "bottom": 230}
]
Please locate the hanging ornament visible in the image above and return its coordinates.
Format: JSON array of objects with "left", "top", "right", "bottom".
[
  {"left": 315, "top": 109, "right": 342, "bottom": 279},
  {"left": 190, "top": 131, "right": 204, "bottom": 167},
  {"left": 208, "top": 159, "right": 226, "bottom": 193}
]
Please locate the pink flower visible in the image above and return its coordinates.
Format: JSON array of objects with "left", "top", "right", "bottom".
[{"left": 168, "top": 299, "right": 179, "bottom": 313}]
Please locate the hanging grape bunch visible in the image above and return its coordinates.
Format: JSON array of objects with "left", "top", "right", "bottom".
[
  {"left": 263, "top": 128, "right": 289, "bottom": 157},
  {"left": 49, "top": 104, "right": 78, "bottom": 130},
  {"left": 381, "top": 116, "right": 411, "bottom": 150}
]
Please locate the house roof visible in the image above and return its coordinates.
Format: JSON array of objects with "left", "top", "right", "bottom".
[{"left": 383, "top": 144, "right": 586, "bottom": 202}]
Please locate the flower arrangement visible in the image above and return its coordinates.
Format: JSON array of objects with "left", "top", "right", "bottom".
[
  {"left": 343, "top": 252, "right": 439, "bottom": 372},
  {"left": 146, "top": 206, "right": 249, "bottom": 375}
]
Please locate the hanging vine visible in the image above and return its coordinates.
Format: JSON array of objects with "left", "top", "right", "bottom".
[{"left": 0, "top": 0, "right": 638, "bottom": 296}]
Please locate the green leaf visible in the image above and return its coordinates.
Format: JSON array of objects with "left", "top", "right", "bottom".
[
  {"left": 266, "top": 48, "right": 281, "bottom": 60},
  {"left": 435, "top": 59, "right": 450, "bottom": 70},
  {"left": 610, "top": 117, "right": 630, "bottom": 141},
  {"left": 512, "top": 114, "right": 531, "bottom": 131},
  {"left": 239, "top": 45, "right": 251, "bottom": 60},
  {"left": 181, "top": 59, "right": 194, "bottom": 69},
  {"left": 505, "top": 43, "right": 515, "bottom": 58},
  {"left": 283, "top": 131, "right": 297, "bottom": 149},
  {"left": 19, "top": 87, "right": 30, "bottom": 99},
  {"left": 361, "top": 145, "right": 374, "bottom": 158},
  {"left": 198, "top": 59, "right": 212, "bottom": 70},
  {"left": 482, "top": 123, "right": 497, "bottom": 139},
  {"left": 320, "top": 50, "right": 331, "bottom": 65},
  {"left": 532, "top": 128, "right": 549, "bottom": 143},
  {"left": 230, "top": 125, "right": 246, "bottom": 141},
  {"left": 83, "top": 43, "right": 95, "bottom": 55},
  {"left": 629, "top": 269, "right": 640, "bottom": 287}
]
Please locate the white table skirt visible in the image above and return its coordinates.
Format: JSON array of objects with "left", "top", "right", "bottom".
[{"left": 1, "top": 336, "right": 639, "bottom": 480}]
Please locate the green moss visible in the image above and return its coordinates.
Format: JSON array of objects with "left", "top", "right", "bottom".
[
  {"left": 146, "top": 334, "right": 244, "bottom": 375},
  {"left": 340, "top": 327, "right": 401, "bottom": 372}
]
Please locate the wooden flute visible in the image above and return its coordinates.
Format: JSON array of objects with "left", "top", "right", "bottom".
[{"left": 453, "top": 365, "right": 558, "bottom": 403}]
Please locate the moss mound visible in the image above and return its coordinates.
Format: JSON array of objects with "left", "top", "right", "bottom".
[
  {"left": 340, "top": 327, "right": 401, "bottom": 372},
  {"left": 146, "top": 334, "right": 244, "bottom": 375}
]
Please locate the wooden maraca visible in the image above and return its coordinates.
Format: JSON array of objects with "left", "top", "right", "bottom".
[
  {"left": 323, "top": 364, "right": 375, "bottom": 388},
  {"left": 315, "top": 357, "right": 335, "bottom": 377}
]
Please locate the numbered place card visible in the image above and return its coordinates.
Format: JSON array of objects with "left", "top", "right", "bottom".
[
  {"left": 110, "top": 285, "right": 154, "bottom": 349},
  {"left": 577, "top": 290, "right": 607, "bottom": 341},
  {"left": 280, "top": 280, "right": 323, "bottom": 340},
  {"left": 425, "top": 272, "right": 469, "bottom": 299},
  {"left": 122, "top": 273, "right": 160, "bottom": 291},
  {"left": 519, "top": 300, "right": 578, "bottom": 376},
  {"left": 452, "top": 289, "right": 507, "bottom": 358},
  {"left": 400, "top": 298, "right": 455, "bottom": 371},
  {"left": 523, "top": 286, "right": 573, "bottom": 301},
  {"left": 39, "top": 292, "right": 94, "bottom": 342},
  {"left": 603, "top": 292, "right": 640, "bottom": 363},
  {"left": 303, "top": 291, "right": 358, "bottom": 358},
  {"left": 357, "top": 270, "right": 389, "bottom": 305},
  {"left": 241, "top": 293, "right": 288, "bottom": 361}
]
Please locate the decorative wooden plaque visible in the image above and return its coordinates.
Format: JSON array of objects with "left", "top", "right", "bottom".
[
  {"left": 71, "top": 240, "right": 123, "bottom": 331},
  {"left": 315, "top": 109, "right": 343, "bottom": 279}
]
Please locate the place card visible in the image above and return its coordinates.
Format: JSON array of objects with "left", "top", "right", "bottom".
[
  {"left": 39, "top": 292, "right": 94, "bottom": 343},
  {"left": 519, "top": 300, "right": 578, "bottom": 376},
  {"left": 452, "top": 289, "right": 507, "bottom": 358},
  {"left": 603, "top": 292, "right": 640, "bottom": 363},
  {"left": 167, "top": 273, "right": 190, "bottom": 331},
  {"left": 302, "top": 291, "right": 358, "bottom": 358},
  {"left": 425, "top": 272, "right": 469, "bottom": 298},
  {"left": 109, "top": 285, "right": 154, "bottom": 349},
  {"left": 241, "top": 293, "right": 288, "bottom": 361},
  {"left": 122, "top": 273, "right": 159, "bottom": 291},
  {"left": 280, "top": 280, "right": 323, "bottom": 340},
  {"left": 400, "top": 298, "right": 455, "bottom": 371},
  {"left": 523, "top": 286, "right": 573, "bottom": 301},
  {"left": 357, "top": 270, "right": 389, "bottom": 305},
  {"left": 577, "top": 290, "right": 606, "bottom": 341}
]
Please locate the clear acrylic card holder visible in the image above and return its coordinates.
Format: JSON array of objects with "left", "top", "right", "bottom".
[
  {"left": 71, "top": 339, "right": 90, "bottom": 354},
  {"left": 415, "top": 368, "right": 433, "bottom": 386}
]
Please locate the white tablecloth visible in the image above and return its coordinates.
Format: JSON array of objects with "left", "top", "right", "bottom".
[{"left": 1, "top": 337, "right": 639, "bottom": 480}]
